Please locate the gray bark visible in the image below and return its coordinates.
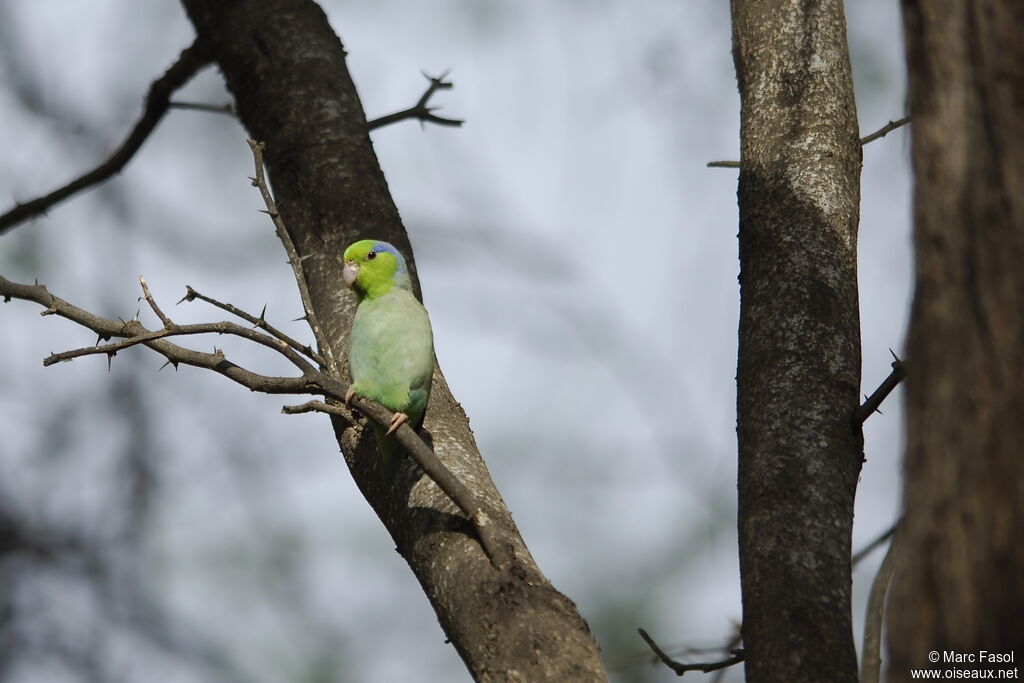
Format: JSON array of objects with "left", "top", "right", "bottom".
[{"left": 730, "top": 1, "right": 864, "bottom": 681}]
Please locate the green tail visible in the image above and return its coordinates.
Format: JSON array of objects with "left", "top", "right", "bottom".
[{"left": 370, "top": 423, "right": 404, "bottom": 482}]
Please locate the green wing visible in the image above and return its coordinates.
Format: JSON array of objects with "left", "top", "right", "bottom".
[{"left": 349, "top": 288, "right": 434, "bottom": 480}]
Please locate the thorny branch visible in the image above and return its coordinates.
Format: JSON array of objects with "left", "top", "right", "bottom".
[
  {"left": 707, "top": 115, "right": 912, "bottom": 169},
  {"left": 0, "top": 274, "right": 513, "bottom": 569},
  {"left": 637, "top": 628, "right": 745, "bottom": 677},
  {"left": 178, "top": 284, "right": 323, "bottom": 367},
  {"left": 0, "top": 57, "right": 458, "bottom": 236},
  {"left": 857, "top": 350, "right": 906, "bottom": 424},
  {"left": 245, "top": 139, "right": 337, "bottom": 376},
  {"left": 0, "top": 42, "right": 211, "bottom": 234}
]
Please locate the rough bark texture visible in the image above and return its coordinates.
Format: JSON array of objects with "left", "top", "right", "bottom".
[
  {"left": 178, "top": 2, "right": 607, "bottom": 680},
  {"left": 887, "top": 2, "right": 1024, "bottom": 680},
  {"left": 730, "top": 1, "right": 863, "bottom": 681}
]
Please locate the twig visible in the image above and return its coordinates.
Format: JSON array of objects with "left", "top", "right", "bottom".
[
  {"left": 178, "top": 284, "right": 323, "bottom": 367},
  {"left": 0, "top": 274, "right": 513, "bottom": 569},
  {"left": 852, "top": 521, "right": 898, "bottom": 567},
  {"left": 638, "top": 628, "right": 745, "bottom": 677},
  {"left": 367, "top": 71, "right": 463, "bottom": 130},
  {"left": 0, "top": 42, "right": 211, "bottom": 234},
  {"left": 281, "top": 399, "right": 513, "bottom": 567},
  {"left": 138, "top": 276, "right": 172, "bottom": 328},
  {"left": 246, "top": 139, "right": 338, "bottom": 376},
  {"left": 707, "top": 115, "right": 911, "bottom": 169},
  {"left": 858, "top": 116, "right": 911, "bottom": 146},
  {"left": 169, "top": 100, "right": 235, "bottom": 115},
  {"left": 857, "top": 350, "right": 906, "bottom": 424}
]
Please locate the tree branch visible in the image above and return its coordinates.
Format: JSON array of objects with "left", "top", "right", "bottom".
[
  {"left": 0, "top": 273, "right": 513, "bottom": 569},
  {"left": 852, "top": 521, "right": 898, "bottom": 567},
  {"left": 857, "top": 350, "right": 906, "bottom": 424},
  {"left": 637, "top": 628, "right": 744, "bottom": 677},
  {"left": 178, "top": 284, "right": 323, "bottom": 367},
  {"left": 708, "top": 115, "right": 911, "bottom": 169},
  {"left": 169, "top": 72, "right": 462, "bottom": 131},
  {"left": 857, "top": 116, "right": 911, "bottom": 146},
  {"left": 0, "top": 42, "right": 211, "bottom": 234},
  {"left": 246, "top": 139, "right": 338, "bottom": 376},
  {"left": 366, "top": 71, "right": 463, "bottom": 130}
]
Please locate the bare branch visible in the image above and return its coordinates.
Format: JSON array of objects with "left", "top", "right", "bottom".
[
  {"left": 857, "top": 351, "right": 906, "bottom": 424},
  {"left": 852, "top": 521, "right": 898, "bottom": 567},
  {"left": 858, "top": 116, "right": 911, "bottom": 146},
  {"left": 178, "top": 284, "right": 323, "bottom": 367},
  {"left": 367, "top": 71, "right": 463, "bottom": 130},
  {"left": 706, "top": 160, "right": 742, "bottom": 169},
  {"left": 0, "top": 42, "right": 211, "bottom": 234},
  {"left": 246, "top": 139, "right": 338, "bottom": 376},
  {"left": 0, "top": 273, "right": 513, "bottom": 569},
  {"left": 708, "top": 115, "right": 911, "bottom": 169},
  {"left": 138, "top": 276, "right": 172, "bottom": 328},
  {"left": 169, "top": 100, "right": 234, "bottom": 115},
  {"left": 637, "top": 628, "right": 744, "bottom": 677}
]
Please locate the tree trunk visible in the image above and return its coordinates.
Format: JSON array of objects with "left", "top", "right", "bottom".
[
  {"left": 730, "top": 1, "right": 863, "bottom": 681},
  {"left": 178, "top": 1, "right": 607, "bottom": 680},
  {"left": 886, "top": 2, "right": 1024, "bottom": 680}
]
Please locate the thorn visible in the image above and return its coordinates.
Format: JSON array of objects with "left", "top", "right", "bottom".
[
  {"left": 177, "top": 285, "right": 198, "bottom": 304},
  {"left": 159, "top": 359, "right": 179, "bottom": 372},
  {"left": 874, "top": 407, "right": 884, "bottom": 416},
  {"left": 889, "top": 348, "right": 902, "bottom": 363},
  {"left": 258, "top": 304, "right": 267, "bottom": 322},
  {"left": 107, "top": 352, "right": 115, "bottom": 371},
  {"left": 292, "top": 314, "right": 308, "bottom": 322}
]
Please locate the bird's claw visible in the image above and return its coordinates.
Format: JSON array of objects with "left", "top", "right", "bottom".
[
  {"left": 343, "top": 387, "right": 356, "bottom": 406},
  {"left": 386, "top": 412, "right": 409, "bottom": 435}
]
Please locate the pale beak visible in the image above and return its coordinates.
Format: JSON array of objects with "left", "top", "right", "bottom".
[{"left": 342, "top": 261, "right": 359, "bottom": 288}]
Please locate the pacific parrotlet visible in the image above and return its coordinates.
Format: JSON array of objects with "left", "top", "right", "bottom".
[{"left": 342, "top": 239, "right": 434, "bottom": 481}]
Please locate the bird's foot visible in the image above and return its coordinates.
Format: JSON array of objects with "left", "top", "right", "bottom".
[
  {"left": 386, "top": 412, "right": 409, "bottom": 435},
  {"left": 343, "top": 387, "right": 356, "bottom": 405}
]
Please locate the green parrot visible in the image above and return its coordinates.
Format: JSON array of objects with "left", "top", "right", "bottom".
[{"left": 342, "top": 239, "right": 434, "bottom": 481}]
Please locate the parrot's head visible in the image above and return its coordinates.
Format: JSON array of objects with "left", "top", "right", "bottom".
[{"left": 342, "top": 239, "right": 412, "bottom": 299}]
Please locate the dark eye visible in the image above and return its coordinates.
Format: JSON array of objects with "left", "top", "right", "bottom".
[{"left": 366, "top": 251, "right": 377, "bottom": 260}]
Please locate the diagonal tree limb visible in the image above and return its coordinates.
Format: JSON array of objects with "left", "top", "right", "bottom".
[
  {"left": 857, "top": 351, "right": 906, "bottom": 424},
  {"left": 0, "top": 42, "right": 211, "bottom": 235},
  {"left": 0, "top": 273, "right": 513, "bottom": 568},
  {"left": 246, "top": 140, "right": 338, "bottom": 376}
]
